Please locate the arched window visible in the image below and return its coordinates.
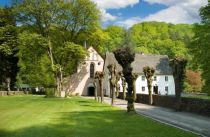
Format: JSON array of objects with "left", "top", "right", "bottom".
[{"left": 90, "top": 63, "right": 95, "bottom": 78}]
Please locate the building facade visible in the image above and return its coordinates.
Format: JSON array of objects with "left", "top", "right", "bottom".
[
  {"left": 103, "top": 52, "right": 175, "bottom": 96},
  {"left": 63, "top": 47, "right": 104, "bottom": 96}
]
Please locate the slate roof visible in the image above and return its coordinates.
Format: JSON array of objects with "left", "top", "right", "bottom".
[{"left": 104, "top": 52, "right": 173, "bottom": 75}]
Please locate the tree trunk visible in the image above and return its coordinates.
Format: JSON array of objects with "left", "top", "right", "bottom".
[
  {"left": 6, "top": 77, "right": 11, "bottom": 95},
  {"left": 94, "top": 80, "right": 97, "bottom": 101},
  {"left": 122, "top": 78, "right": 126, "bottom": 100},
  {"left": 126, "top": 75, "right": 135, "bottom": 112},
  {"left": 116, "top": 83, "right": 119, "bottom": 97},
  {"left": 133, "top": 80, "right": 136, "bottom": 101},
  {"left": 148, "top": 84, "right": 153, "bottom": 105},
  {"left": 100, "top": 80, "right": 103, "bottom": 103},
  {"left": 111, "top": 85, "right": 115, "bottom": 106}
]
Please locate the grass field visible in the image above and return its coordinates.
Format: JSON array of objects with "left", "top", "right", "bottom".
[{"left": 0, "top": 95, "right": 197, "bottom": 137}]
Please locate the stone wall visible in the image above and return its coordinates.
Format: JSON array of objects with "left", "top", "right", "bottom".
[
  {"left": 118, "top": 92, "right": 210, "bottom": 117},
  {"left": 0, "top": 91, "right": 25, "bottom": 96}
]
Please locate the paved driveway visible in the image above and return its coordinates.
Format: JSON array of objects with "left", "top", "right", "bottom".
[{"left": 101, "top": 97, "right": 210, "bottom": 137}]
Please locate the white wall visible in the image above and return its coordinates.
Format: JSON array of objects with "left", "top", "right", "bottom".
[
  {"left": 64, "top": 47, "right": 104, "bottom": 96},
  {"left": 117, "top": 75, "right": 175, "bottom": 96}
]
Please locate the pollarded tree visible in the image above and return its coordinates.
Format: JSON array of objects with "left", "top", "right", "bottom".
[
  {"left": 170, "top": 57, "right": 187, "bottom": 111},
  {"left": 143, "top": 66, "right": 155, "bottom": 105},
  {"left": 107, "top": 64, "right": 117, "bottom": 105},
  {"left": 114, "top": 47, "right": 135, "bottom": 112},
  {"left": 95, "top": 71, "right": 104, "bottom": 103}
]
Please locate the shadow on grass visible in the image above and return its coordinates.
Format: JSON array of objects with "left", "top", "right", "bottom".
[{"left": 0, "top": 110, "right": 196, "bottom": 137}]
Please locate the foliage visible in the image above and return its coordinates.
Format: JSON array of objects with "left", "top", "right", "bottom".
[
  {"left": 191, "top": 1, "right": 210, "bottom": 95},
  {"left": 0, "top": 96, "right": 196, "bottom": 137},
  {"left": 129, "top": 22, "right": 193, "bottom": 59},
  {"left": 102, "top": 25, "right": 126, "bottom": 52},
  {"left": 184, "top": 70, "right": 202, "bottom": 92},
  {"left": 13, "top": 0, "right": 99, "bottom": 95},
  {"left": 16, "top": 32, "right": 54, "bottom": 87},
  {"left": 0, "top": 7, "right": 18, "bottom": 89}
]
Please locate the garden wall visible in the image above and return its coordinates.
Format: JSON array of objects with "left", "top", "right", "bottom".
[
  {"left": 118, "top": 92, "right": 210, "bottom": 117},
  {"left": 0, "top": 91, "right": 25, "bottom": 96}
]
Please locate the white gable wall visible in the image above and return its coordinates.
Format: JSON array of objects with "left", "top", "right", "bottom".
[{"left": 64, "top": 47, "right": 104, "bottom": 96}]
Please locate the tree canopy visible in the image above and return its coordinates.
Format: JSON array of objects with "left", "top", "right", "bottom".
[{"left": 191, "top": 0, "right": 210, "bottom": 95}]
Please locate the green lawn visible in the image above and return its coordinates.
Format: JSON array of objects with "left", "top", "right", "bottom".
[
  {"left": 0, "top": 95, "right": 197, "bottom": 137},
  {"left": 185, "top": 95, "right": 210, "bottom": 100}
]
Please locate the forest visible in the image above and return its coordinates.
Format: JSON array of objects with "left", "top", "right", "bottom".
[{"left": 0, "top": 0, "right": 209, "bottom": 95}]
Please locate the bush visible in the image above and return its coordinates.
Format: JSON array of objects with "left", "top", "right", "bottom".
[{"left": 45, "top": 88, "right": 55, "bottom": 97}]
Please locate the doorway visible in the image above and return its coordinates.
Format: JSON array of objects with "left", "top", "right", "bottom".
[
  {"left": 88, "top": 86, "right": 95, "bottom": 96},
  {"left": 153, "top": 86, "right": 158, "bottom": 94}
]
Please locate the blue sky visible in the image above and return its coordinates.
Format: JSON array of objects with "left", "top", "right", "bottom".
[{"left": 0, "top": 0, "right": 208, "bottom": 28}]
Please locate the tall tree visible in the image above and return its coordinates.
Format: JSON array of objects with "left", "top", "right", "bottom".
[
  {"left": 13, "top": 0, "right": 99, "bottom": 96},
  {"left": 191, "top": 1, "right": 210, "bottom": 95},
  {"left": 114, "top": 47, "right": 135, "bottom": 112},
  {"left": 0, "top": 7, "right": 18, "bottom": 92}
]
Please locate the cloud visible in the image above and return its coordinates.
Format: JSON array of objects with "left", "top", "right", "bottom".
[
  {"left": 91, "top": 0, "right": 139, "bottom": 9},
  {"left": 116, "top": 0, "right": 208, "bottom": 28},
  {"left": 100, "top": 9, "right": 117, "bottom": 22},
  {"left": 142, "top": 5, "right": 199, "bottom": 24},
  {"left": 91, "top": 0, "right": 140, "bottom": 22},
  {"left": 116, "top": 17, "right": 142, "bottom": 28}
]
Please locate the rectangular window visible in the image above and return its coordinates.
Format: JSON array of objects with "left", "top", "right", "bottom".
[
  {"left": 142, "top": 76, "right": 145, "bottom": 81},
  {"left": 165, "top": 76, "right": 168, "bottom": 81},
  {"left": 142, "top": 86, "right": 145, "bottom": 91},
  {"left": 154, "top": 76, "right": 157, "bottom": 81}
]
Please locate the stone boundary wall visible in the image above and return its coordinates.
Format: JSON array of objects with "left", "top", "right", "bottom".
[
  {"left": 118, "top": 92, "right": 210, "bottom": 117},
  {"left": 0, "top": 91, "right": 25, "bottom": 96}
]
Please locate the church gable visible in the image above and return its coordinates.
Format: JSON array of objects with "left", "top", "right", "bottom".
[{"left": 85, "top": 47, "right": 103, "bottom": 62}]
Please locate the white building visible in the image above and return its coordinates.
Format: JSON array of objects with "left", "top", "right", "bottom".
[
  {"left": 63, "top": 46, "right": 104, "bottom": 96},
  {"left": 103, "top": 52, "right": 175, "bottom": 96}
]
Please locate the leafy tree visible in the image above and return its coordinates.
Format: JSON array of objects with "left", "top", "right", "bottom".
[
  {"left": 13, "top": 0, "right": 99, "bottom": 96},
  {"left": 129, "top": 22, "right": 193, "bottom": 59},
  {"left": 190, "top": 1, "right": 210, "bottom": 95},
  {"left": 0, "top": 7, "right": 18, "bottom": 91},
  {"left": 16, "top": 32, "right": 54, "bottom": 87},
  {"left": 103, "top": 25, "right": 126, "bottom": 52},
  {"left": 184, "top": 70, "right": 202, "bottom": 92}
]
